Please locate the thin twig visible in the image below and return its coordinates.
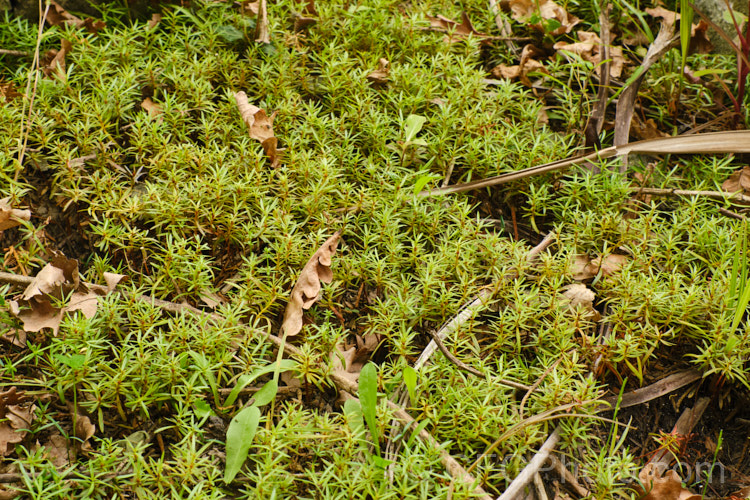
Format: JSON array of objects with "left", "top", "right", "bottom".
[
  {"left": 545, "top": 454, "right": 590, "bottom": 498},
  {"left": 519, "top": 358, "right": 562, "bottom": 420},
  {"left": 719, "top": 207, "right": 747, "bottom": 220},
  {"left": 497, "top": 426, "right": 561, "bottom": 500},
  {"left": 0, "top": 49, "right": 31, "bottom": 57},
  {"left": 631, "top": 187, "right": 750, "bottom": 204},
  {"left": 428, "top": 329, "right": 484, "bottom": 377}
]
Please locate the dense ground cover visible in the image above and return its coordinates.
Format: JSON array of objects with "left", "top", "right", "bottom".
[{"left": 1, "top": 0, "right": 749, "bottom": 497}]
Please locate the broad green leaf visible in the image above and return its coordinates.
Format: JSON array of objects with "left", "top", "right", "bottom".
[
  {"left": 251, "top": 379, "right": 278, "bottom": 408},
  {"left": 403, "top": 365, "right": 417, "bottom": 403},
  {"left": 358, "top": 362, "right": 380, "bottom": 456},
  {"left": 224, "top": 406, "right": 261, "bottom": 483},
  {"left": 343, "top": 398, "right": 366, "bottom": 443},
  {"left": 224, "top": 360, "right": 297, "bottom": 407},
  {"left": 194, "top": 400, "right": 215, "bottom": 420},
  {"left": 404, "top": 114, "right": 426, "bottom": 143}
]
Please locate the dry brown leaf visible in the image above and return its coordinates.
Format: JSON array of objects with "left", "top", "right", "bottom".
[
  {"left": 366, "top": 58, "right": 390, "bottom": 87},
  {"left": 645, "top": 6, "right": 678, "bottom": 26},
  {"left": 9, "top": 253, "right": 123, "bottom": 335},
  {"left": 490, "top": 44, "right": 547, "bottom": 86},
  {"left": 0, "top": 198, "right": 31, "bottom": 231},
  {"left": 571, "top": 253, "right": 628, "bottom": 281},
  {"left": 280, "top": 232, "right": 341, "bottom": 337},
  {"left": 199, "top": 291, "right": 225, "bottom": 309},
  {"left": 0, "top": 82, "right": 22, "bottom": 102},
  {"left": 255, "top": 0, "right": 271, "bottom": 43},
  {"left": 722, "top": 166, "right": 750, "bottom": 196},
  {"left": 560, "top": 284, "right": 600, "bottom": 320},
  {"left": 0, "top": 487, "right": 20, "bottom": 500},
  {"left": 46, "top": 0, "right": 106, "bottom": 33},
  {"left": 141, "top": 97, "right": 163, "bottom": 119},
  {"left": 502, "top": 0, "right": 579, "bottom": 35},
  {"left": 637, "top": 463, "right": 701, "bottom": 500},
  {"left": 74, "top": 415, "right": 95, "bottom": 442},
  {"left": 102, "top": 272, "right": 126, "bottom": 292},
  {"left": 630, "top": 117, "right": 669, "bottom": 140},
  {"left": 554, "top": 31, "right": 625, "bottom": 78},
  {"left": 0, "top": 403, "right": 34, "bottom": 456},
  {"left": 43, "top": 433, "right": 69, "bottom": 468},
  {"left": 425, "top": 12, "right": 493, "bottom": 45},
  {"left": 0, "top": 328, "right": 26, "bottom": 349},
  {"left": 234, "top": 91, "right": 279, "bottom": 167},
  {"left": 147, "top": 13, "right": 162, "bottom": 29},
  {"left": 293, "top": 12, "right": 317, "bottom": 31},
  {"left": 241, "top": 0, "right": 259, "bottom": 15},
  {"left": 643, "top": 7, "right": 711, "bottom": 53},
  {"left": 331, "top": 333, "right": 382, "bottom": 383},
  {"left": 41, "top": 39, "right": 72, "bottom": 81}
]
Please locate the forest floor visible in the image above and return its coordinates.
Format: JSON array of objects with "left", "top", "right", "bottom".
[{"left": 1, "top": 0, "right": 750, "bottom": 498}]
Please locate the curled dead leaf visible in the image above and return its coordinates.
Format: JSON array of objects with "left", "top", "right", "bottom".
[
  {"left": 501, "top": 0, "right": 579, "bottom": 35},
  {"left": 9, "top": 253, "right": 125, "bottom": 336},
  {"left": 0, "top": 402, "right": 35, "bottom": 456},
  {"left": 490, "top": 44, "right": 547, "bottom": 86},
  {"left": 0, "top": 82, "right": 22, "bottom": 102},
  {"left": 554, "top": 31, "right": 625, "bottom": 78},
  {"left": 255, "top": 0, "right": 270, "bottom": 43},
  {"left": 234, "top": 91, "right": 280, "bottom": 167},
  {"left": 637, "top": 463, "right": 701, "bottom": 500},
  {"left": 571, "top": 253, "right": 628, "bottom": 281},
  {"left": 331, "top": 333, "right": 382, "bottom": 384},
  {"left": 141, "top": 97, "right": 163, "bottom": 119},
  {"left": 46, "top": 0, "right": 105, "bottom": 33},
  {"left": 147, "top": 13, "right": 162, "bottom": 30},
  {"left": 280, "top": 232, "right": 341, "bottom": 337},
  {"left": 560, "top": 284, "right": 600, "bottom": 321},
  {"left": 41, "top": 39, "right": 72, "bottom": 81},
  {"left": 721, "top": 166, "right": 750, "bottom": 197},
  {"left": 366, "top": 58, "right": 390, "bottom": 87},
  {"left": 0, "top": 198, "right": 31, "bottom": 231},
  {"left": 425, "top": 12, "right": 492, "bottom": 45}
]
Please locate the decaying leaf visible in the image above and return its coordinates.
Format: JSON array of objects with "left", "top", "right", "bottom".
[
  {"left": 147, "top": 13, "right": 162, "bottom": 30},
  {"left": 560, "top": 284, "right": 600, "bottom": 321},
  {"left": 554, "top": 31, "right": 625, "bottom": 78},
  {"left": 234, "top": 91, "right": 279, "bottom": 167},
  {"left": 490, "top": 44, "right": 547, "bottom": 86},
  {"left": 0, "top": 395, "right": 34, "bottom": 456},
  {"left": 637, "top": 463, "right": 701, "bottom": 500},
  {"left": 630, "top": 117, "right": 669, "bottom": 140},
  {"left": 8, "top": 252, "right": 126, "bottom": 336},
  {"left": 0, "top": 198, "right": 31, "bottom": 231},
  {"left": 425, "top": 12, "right": 493, "bottom": 45},
  {"left": 255, "top": 0, "right": 270, "bottom": 43},
  {"left": 643, "top": 7, "right": 712, "bottom": 53},
  {"left": 42, "top": 433, "right": 69, "bottom": 468},
  {"left": 280, "top": 232, "right": 341, "bottom": 337},
  {"left": 0, "top": 82, "right": 22, "bottom": 102},
  {"left": 331, "top": 333, "right": 382, "bottom": 384},
  {"left": 241, "top": 0, "right": 259, "bottom": 16},
  {"left": 41, "top": 39, "right": 72, "bottom": 81},
  {"left": 571, "top": 253, "right": 628, "bottom": 281},
  {"left": 501, "top": 0, "right": 579, "bottom": 35},
  {"left": 366, "top": 58, "right": 390, "bottom": 87},
  {"left": 722, "top": 166, "right": 750, "bottom": 196},
  {"left": 74, "top": 415, "right": 96, "bottom": 442},
  {"left": 46, "top": 0, "right": 106, "bottom": 33},
  {"left": 141, "top": 97, "right": 163, "bottom": 119}
]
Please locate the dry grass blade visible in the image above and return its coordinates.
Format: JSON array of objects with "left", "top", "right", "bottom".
[
  {"left": 614, "top": 22, "right": 678, "bottom": 149},
  {"left": 424, "top": 130, "right": 750, "bottom": 196},
  {"left": 280, "top": 232, "right": 341, "bottom": 337}
]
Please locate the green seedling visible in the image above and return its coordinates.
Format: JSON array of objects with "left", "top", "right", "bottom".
[{"left": 358, "top": 363, "right": 380, "bottom": 457}]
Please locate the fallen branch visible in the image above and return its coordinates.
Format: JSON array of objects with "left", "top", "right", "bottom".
[
  {"left": 630, "top": 187, "right": 750, "bottom": 204},
  {"left": 424, "top": 130, "right": 750, "bottom": 197}
]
